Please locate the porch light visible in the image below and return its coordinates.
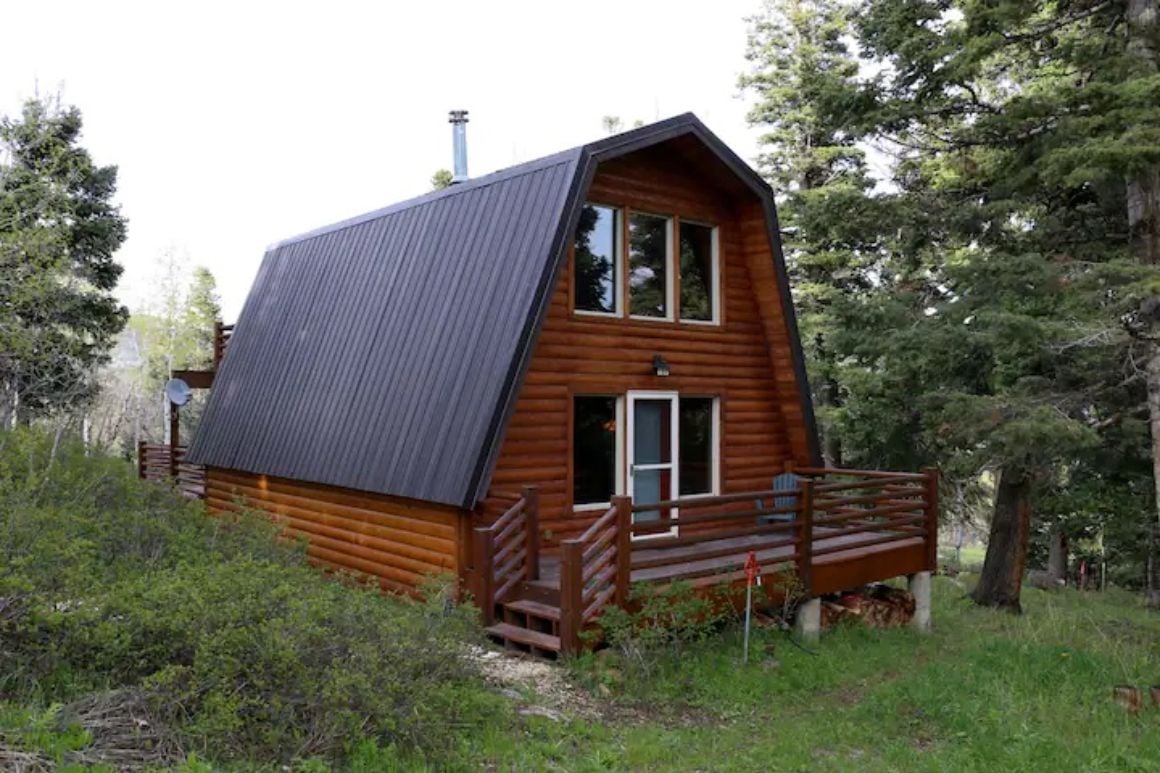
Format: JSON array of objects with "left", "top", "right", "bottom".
[{"left": 652, "top": 354, "right": 671, "bottom": 377}]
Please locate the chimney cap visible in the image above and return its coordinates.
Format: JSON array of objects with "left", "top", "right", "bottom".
[{"left": 448, "top": 109, "right": 469, "bottom": 124}]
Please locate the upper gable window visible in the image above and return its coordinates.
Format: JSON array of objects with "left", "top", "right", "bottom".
[
  {"left": 571, "top": 203, "right": 719, "bottom": 325},
  {"left": 679, "top": 221, "right": 718, "bottom": 323},
  {"left": 628, "top": 213, "right": 673, "bottom": 320},
  {"left": 574, "top": 204, "right": 620, "bottom": 315}
]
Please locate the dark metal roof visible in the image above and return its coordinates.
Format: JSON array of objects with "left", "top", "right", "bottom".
[{"left": 187, "top": 113, "right": 820, "bottom": 508}]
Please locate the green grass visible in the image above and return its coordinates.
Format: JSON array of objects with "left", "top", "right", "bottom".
[{"left": 450, "top": 578, "right": 1160, "bottom": 771}]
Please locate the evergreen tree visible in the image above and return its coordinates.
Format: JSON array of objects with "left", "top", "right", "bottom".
[
  {"left": 741, "top": 0, "right": 903, "bottom": 469},
  {"left": 181, "top": 266, "right": 221, "bottom": 371},
  {"left": 0, "top": 96, "right": 128, "bottom": 424},
  {"left": 847, "top": 0, "right": 1160, "bottom": 609}
]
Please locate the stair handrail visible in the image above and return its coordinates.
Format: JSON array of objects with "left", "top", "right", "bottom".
[
  {"left": 473, "top": 485, "right": 539, "bottom": 625},
  {"left": 559, "top": 496, "right": 629, "bottom": 654}
]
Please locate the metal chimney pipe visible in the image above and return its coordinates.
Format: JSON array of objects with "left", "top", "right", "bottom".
[{"left": 449, "top": 110, "right": 469, "bottom": 183}]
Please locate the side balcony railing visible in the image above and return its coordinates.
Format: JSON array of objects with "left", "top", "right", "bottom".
[
  {"left": 213, "top": 322, "right": 235, "bottom": 370},
  {"left": 472, "top": 486, "right": 540, "bottom": 625},
  {"left": 137, "top": 441, "right": 206, "bottom": 499}
]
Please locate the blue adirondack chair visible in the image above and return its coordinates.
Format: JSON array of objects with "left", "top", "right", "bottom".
[{"left": 756, "top": 470, "right": 801, "bottom": 524}]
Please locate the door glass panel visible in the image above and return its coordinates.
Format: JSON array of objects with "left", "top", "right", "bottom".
[
  {"left": 633, "top": 468, "right": 665, "bottom": 523},
  {"left": 633, "top": 399, "right": 671, "bottom": 465}
]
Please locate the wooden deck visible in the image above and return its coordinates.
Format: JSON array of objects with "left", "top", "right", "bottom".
[
  {"left": 534, "top": 528, "right": 925, "bottom": 589},
  {"left": 473, "top": 466, "right": 938, "bottom": 655}
]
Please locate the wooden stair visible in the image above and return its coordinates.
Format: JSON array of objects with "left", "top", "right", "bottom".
[{"left": 484, "top": 582, "right": 563, "bottom": 657}]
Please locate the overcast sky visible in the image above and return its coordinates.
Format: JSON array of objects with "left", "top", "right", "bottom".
[{"left": 1, "top": 0, "right": 768, "bottom": 319}]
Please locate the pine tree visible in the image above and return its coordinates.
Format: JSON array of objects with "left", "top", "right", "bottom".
[
  {"left": 849, "top": 0, "right": 1160, "bottom": 609},
  {"left": 181, "top": 267, "right": 221, "bottom": 371},
  {"left": 0, "top": 96, "right": 128, "bottom": 424},
  {"left": 741, "top": 0, "right": 904, "bottom": 468}
]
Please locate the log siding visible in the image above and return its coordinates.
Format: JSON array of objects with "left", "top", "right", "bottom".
[
  {"left": 206, "top": 467, "right": 463, "bottom": 594},
  {"left": 483, "top": 152, "right": 811, "bottom": 544}
]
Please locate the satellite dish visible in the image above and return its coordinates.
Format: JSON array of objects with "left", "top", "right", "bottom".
[{"left": 164, "top": 378, "right": 192, "bottom": 406}]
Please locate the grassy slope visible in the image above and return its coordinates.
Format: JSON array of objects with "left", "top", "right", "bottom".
[{"left": 453, "top": 578, "right": 1160, "bottom": 772}]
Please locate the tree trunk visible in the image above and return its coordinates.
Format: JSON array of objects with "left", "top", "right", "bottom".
[
  {"left": 1140, "top": 269, "right": 1160, "bottom": 608},
  {"left": 1047, "top": 528, "right": 1068, "bottom": 585},
  {"left": 1128, "top": 0, "right": 1160, "bottom": 611},
  {"left": 971, "top": 467, "right": 1032, "bottom": 612}
]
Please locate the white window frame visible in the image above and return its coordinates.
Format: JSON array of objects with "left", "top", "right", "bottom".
[
  {"left": 627, "top": 211, "right": 675, "bottom": 323},
  {"left": 572, "top": 395, "right": 625, "bottom": 512},
  {"left": 677, "top": 220, "right": 721, "bottom": 326},
  {"left": 572, "top": 203, "right": 623, "bottom": 318}
]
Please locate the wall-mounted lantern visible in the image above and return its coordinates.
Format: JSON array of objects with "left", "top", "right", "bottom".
[{"left": 652, "top": 354, "right": 671, "bottom": 377}]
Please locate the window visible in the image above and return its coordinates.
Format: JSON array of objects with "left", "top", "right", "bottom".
[
  {"left": 679, "top": 222, "right": 717, "bottom": 322},
  {"left": 678, "top": 397, "right": 716, "bottom": 496},
  {"left": 628, "top": 213, "right": 672, "bottom": 319},
  {"left": 573, "top": 396, "right": 618, "bottom": 506},
  {"left": 571, "top": 205, "right": 719, "bottom": 326},
  {"left": 573, "top": 204, "right": 619, "bottom": 314}
]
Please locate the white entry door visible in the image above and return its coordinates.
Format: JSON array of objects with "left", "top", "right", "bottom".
[{"left": 627, "top": 391, "right": 679, "bottom": 538}]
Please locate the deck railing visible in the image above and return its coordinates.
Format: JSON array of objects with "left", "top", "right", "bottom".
[
  {"left": 472, "top": 486, "right": 539, "bottom": 625},
  {"left": 137, "top": 442, "right": 206, "bottom": 499},
  {"left": 213, "top": 322, "right": 235, "bottom": 370},
  {"left": 559, "top": 497, "right": 631, "bottom": 652},
  {"left": 552, "top": 465, "right": 937, "bottom": 653}
]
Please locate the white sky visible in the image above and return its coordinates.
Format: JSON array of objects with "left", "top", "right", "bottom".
[{"left": 1, "top": 0, "right": 767, "bottom": 320}]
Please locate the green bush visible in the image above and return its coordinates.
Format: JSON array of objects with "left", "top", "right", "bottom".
[
  {"left": 0, "top": 429, "right": 496, "bottom": 766},
  {"left": 593, "top": 581, "right": 732, "bottom": 680}
]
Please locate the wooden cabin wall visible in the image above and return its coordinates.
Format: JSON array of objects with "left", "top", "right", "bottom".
[
  {"left": 482, "top": 151, "right": 811, "bottom": 545},
  {"left": 205, "top": 467, "right": 466, "bottom": 594}
]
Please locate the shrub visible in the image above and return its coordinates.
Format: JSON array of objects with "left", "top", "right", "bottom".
[
  {"left": 593, "top": 581, "right": 731, "bottom": 680},
  {"left": 0, "top": 429, "right": 497, "bottom": 766}
]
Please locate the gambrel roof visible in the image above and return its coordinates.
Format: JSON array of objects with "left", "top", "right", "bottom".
[{"left": 187, "top": 113, "right": 819, "bottom": 507}]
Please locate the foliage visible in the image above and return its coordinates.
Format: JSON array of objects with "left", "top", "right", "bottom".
[
  {"left": 430, "top": 168, "right": 453, "bottom": 190},
  {"left": 0, "top": 428, "right": 496, "bottom": 767},
  {"left": 484, "top": 579, "right": 1160, "bottom": 771},
  {"left": 742, "top": 0, "right": 1160, "bottom": 605},
  {"left": 586, "top": 582, "right": 732, "bottom": 681},
  {"left": 0, "top": 96, "right": 128, "bottom": 425}
]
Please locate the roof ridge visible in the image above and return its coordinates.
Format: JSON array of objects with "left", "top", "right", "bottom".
[{"left": 268, "top": 148, "right": 582, "bottom": 251}]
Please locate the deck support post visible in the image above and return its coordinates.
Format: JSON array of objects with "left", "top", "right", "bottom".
[
  {"left": 908, "top": 571, "right": 932, "bottom": 632},
  {"left": 559, "top": 540, "right": 584, "bottom": 655},
  {"left": 612, "top": 496, "right": 632, "bottom": 608},
  {"left": 522, "top": 486, "right": 540, "bottom": 581},
  {"left": 472, "top": 527, "right": 496, "bottom": 626},
  {"left": 794, "top": 597, "right": 821, "bottom": 642}
]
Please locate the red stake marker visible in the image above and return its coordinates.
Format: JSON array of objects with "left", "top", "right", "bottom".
[{"left": 743, "top": 551, "right": 760, "bottom": 663}]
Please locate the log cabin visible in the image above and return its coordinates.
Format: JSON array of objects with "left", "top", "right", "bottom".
[{"left": 171, "top": 114, "right": 937, "bottom": 654}]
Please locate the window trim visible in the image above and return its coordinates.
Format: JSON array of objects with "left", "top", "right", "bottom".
[
  {"left": 626, "top": 210, "right": 675, "bottom": 323},
  {"left": 572, "top": 202, "right": 623, "bottom": 318},
  {"left": 571, "top": 394, "right": 625, "bottom": 511},
  {"left": 677, "top": 219, "right": 721, "bottom": 327}
]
